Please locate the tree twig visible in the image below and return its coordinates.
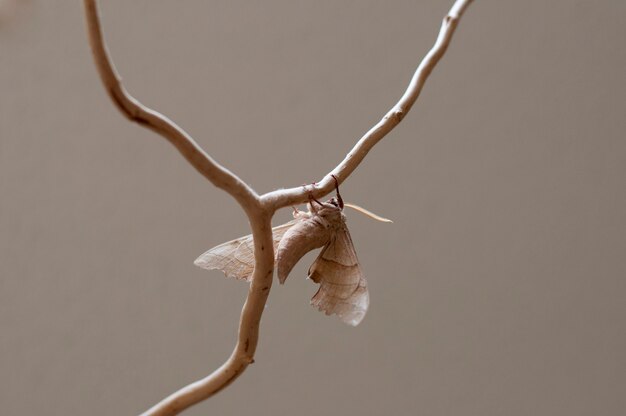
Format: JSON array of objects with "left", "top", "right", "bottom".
[
  {"left": 262, "top": 0, "right": 474, "bottom": 210},
  {"left": 82, "top": 0, "right": 474, "bottom": 415},
  {"left": 84, "top": 2, "right": 273, "bottom": 415},
  {"left": 82, "top": 0, "right": 258, "bottom": 211}
]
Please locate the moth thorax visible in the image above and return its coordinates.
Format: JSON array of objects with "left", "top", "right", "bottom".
[{"left": 315, "top": 207, "right": 343, "bottom": 229}]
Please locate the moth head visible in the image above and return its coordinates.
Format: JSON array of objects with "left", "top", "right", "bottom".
[
  {"left": 314, "top": 198, "right": 345, "bottom": 225},
  {"left": 306, "top": 174, "right": 344, "bottom": 215},
  {"left": 327, "top": 197, "right": 343, "bottom": 210}
]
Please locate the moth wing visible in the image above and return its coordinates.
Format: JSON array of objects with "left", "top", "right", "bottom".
[
  {"left": 195, "top": 220, "right": 297, "bottom": 282},
  {"left": 308, "top": 227, "right": 369, "bottom": 326}
]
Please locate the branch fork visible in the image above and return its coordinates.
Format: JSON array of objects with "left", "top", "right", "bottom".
[{"left": 82, "top": 1, "right": 474, "bottom": 414}]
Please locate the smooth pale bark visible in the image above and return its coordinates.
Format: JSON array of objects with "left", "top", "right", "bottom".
[{"left": 82, "top": 1, "right": 474, "bottom": 414}]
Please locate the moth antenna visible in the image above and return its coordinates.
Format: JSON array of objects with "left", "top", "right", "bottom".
[
  {"left": 331, "top": 174, "right": 344, "bottom": 209},
  {"left": 344, "top": 202, "right": 393, "bottom": 223}
]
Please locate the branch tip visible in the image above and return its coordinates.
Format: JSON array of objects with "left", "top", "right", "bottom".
[{"left": 263, "top": 0, "right": 473, "bottom": 210}]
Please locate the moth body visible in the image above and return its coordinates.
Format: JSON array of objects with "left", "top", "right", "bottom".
[
  {"left": 276, "top": 199, "right": 345, "bottom": 284},
  {"left": 195, "top": 193, "right": 371, "bottom": 326}
]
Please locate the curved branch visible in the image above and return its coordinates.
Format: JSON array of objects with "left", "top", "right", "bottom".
[
  {"left": 262, "top": 0, "right": 474, "bottom": 210},
  {"left": 140, "top": 213, "right": 275, "bottom": 416},
  {"left": 82, "top": 0, "right": 474, "bottom": 415},
  {"left": 83, "top": 1, "right": 275, "bottom": 414},
  {"left": 83, "top": 0, "right": 259, "bottom": 210}
]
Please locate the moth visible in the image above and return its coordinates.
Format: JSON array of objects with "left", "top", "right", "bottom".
[{"left": 194, "top": 178, "right": 390, "bottom": 326}]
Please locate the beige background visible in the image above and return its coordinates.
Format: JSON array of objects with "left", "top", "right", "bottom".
[{"left": 2, "top": 1, "right": 625, "bottom": 415}]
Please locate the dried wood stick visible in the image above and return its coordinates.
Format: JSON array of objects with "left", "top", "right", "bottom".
[{"left": 82, "top": 1, "right": 474, "bottom": 414}]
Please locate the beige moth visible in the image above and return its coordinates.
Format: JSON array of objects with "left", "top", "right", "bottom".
[{"left": 194, "top": 178, "right": 390, "bottom": 326}]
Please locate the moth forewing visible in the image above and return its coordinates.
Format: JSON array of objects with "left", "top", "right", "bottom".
[
  {"left": 275, "top": 198, "right": 344, "bottom": 284},
  {"left": 194, "top": 220, "right": 297, "bottom": 281},
  {"left": 309, "top": 225, "right": 369, "bottom": 326},
  {"left": 275, "top": 218, "right": 331, "bottom": 284}
]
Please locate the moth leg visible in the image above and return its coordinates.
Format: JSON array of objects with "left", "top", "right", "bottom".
[
  {"left": 299, "top": 181, "right": 322, "bottom": 208},
  {"left": 331, "top": 174, "right": 344, "bottom": 209},
  {"left": 307, "top": 191, "right": 324, "bottom": 208},
  {"left": 292, "top": 206, "right": 308, "bottom": 219}
]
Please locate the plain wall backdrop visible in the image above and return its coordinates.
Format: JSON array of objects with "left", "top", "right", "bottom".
[{"left": 1, "top": 1, "right": 625, "bottom": 415}]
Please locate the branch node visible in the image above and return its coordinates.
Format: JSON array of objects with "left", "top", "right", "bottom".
[{"left": 385, "top": 108, "right": 406, "bottom": 123}]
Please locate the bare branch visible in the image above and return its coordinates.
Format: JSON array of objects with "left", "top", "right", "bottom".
[
  {"left": 140, "top": 213, "right": 276, "bottom": 416},
  {"left": 82, "top": 0, "right": 259, "bottom": 211},
  {"left": 83, "top": 1, "right": 275, "bottom": 414},
  {"left": 82, "top": 0, "right": 474, "bottom": 415},
  {"left": 262, "top": 0, "right": 474, "bottom": 210}
]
